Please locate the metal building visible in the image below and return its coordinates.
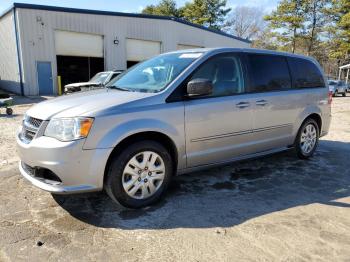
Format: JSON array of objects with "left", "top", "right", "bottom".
[
  {"left": 338, "top": 64, "right": 350, "bottom": 84},
  {"left": 0, "top": 3, "right": 251, "bottom": 96}
]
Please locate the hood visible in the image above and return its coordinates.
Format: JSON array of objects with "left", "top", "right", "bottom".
[
  {"left": 27, "top": 89, "right": 155, "bottom": 120},
  {"left": 65, "top": 82, "right": 99, "bottom": 88}
]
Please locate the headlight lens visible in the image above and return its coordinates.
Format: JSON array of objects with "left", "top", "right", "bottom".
[{"left": 44, "top": 117, "right": 94, "bottom": 141}]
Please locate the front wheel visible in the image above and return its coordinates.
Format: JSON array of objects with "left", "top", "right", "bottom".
[
  {"left": 105, "top": 140, "right": 173, "bottom": 208},
  {"left": 295, "top": 118, "right": 319, "bottom": 159},
  {"left": 6, "top": 108, "right": 13, "bottom": 115}
]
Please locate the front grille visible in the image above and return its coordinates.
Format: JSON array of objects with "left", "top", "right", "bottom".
[
  {"left": 19, "top": 115, "right": 43, "bottom": 143},
  {"left": 27, "top": 116, "right": 43, "bottom": 128},
  {"left": 23, "top": 129, "right": 36, "bottom": 141}
]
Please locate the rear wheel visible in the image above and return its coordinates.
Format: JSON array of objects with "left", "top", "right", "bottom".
[
  {"left": 105, "top": 140, "right": 173, "bottom": 208},
  {"left": 295, "top": 118, "right": 319, "bottom": 159},
  {"left": 342, "top": 92, "right": 346, "bottom": 97}
]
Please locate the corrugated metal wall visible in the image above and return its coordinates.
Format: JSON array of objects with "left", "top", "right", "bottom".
[
  {"left": 17, "top": 8, "right": 250, "bottom": 96},
  {"left": 0, "top": 11, "right": 20, "bottom": 94}
]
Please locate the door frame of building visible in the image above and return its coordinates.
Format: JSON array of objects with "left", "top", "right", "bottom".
[{"left": 36, "top": 61, "right": 54, "bottom": 95}]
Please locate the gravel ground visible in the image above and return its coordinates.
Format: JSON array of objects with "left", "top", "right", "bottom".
[{"left": 0, "top": 95, "right": 350, "bottom": 261}]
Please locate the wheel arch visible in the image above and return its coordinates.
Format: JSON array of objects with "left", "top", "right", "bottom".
[
  {"left": 103, "top": 131, "right": 179, "bottom": 186},
  {"left": 306, "top": 113, "right": 322, "bottom": 132},
  {"left": 294, "top": 111, "right": 322, "bottom": 142}
]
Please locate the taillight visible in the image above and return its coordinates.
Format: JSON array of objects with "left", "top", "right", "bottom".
[{"left": 328, "top": 91, "right": 332, "bottom": 104}]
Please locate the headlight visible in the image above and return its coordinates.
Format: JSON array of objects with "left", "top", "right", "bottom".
[{"left": 44, "top": 117, "right": 94, "bottom": 141}]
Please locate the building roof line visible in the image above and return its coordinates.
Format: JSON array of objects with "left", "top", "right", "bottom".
[
  {"left": 339, "top": 64, "right": 350, "bottom": 69},
  {"left": 0, "top": 5, "right": 14, "bottom": 18},
  {"left": 1, "top": 2, "right": 251, "bottom": 44}
]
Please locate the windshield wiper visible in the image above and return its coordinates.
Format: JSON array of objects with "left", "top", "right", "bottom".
[{"left": 108, "top": 86, "right": 130, "bottom": 91}]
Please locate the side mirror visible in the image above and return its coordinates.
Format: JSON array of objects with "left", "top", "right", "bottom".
[{"left": 187, "top": 78, "right": 213, "bottom": 97}]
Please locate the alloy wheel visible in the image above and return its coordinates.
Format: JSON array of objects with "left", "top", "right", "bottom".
[{"left": 300, "top": 124, "right": 317, "bottom": 154}]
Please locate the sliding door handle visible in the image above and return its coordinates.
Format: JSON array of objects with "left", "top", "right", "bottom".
[
  {"left": 236, "top": 101, "right": 250, "bottom": 108},
  {"left": 256, "top": 100, "right": 268, "bottom": 106}
]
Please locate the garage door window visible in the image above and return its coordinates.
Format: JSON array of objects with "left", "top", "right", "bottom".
[{"left": 126, "top": 39, "right": 161, "bottom": 68}]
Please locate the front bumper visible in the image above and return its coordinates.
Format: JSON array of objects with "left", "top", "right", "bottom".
[
  {"left": 19, "top": 161, "right": 97, "bottom": 193},
  {"left": 16, "top": 134, "right": 113, "bottom": 194}
]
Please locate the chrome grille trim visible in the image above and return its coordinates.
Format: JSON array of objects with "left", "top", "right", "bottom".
[
  {"left": 24, "top": 116, "right": 43, "bottom": 130},
  {"left": 28, "top": 116, "right": 42, "bottom": 128},
  {"left": 19, "top": 115, "right": 44, "bottom": 143}
]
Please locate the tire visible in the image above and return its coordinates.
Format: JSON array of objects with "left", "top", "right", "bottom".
[
  {"left": 6, "top": 108, "right": 13, "bottom": 115},
  {"left": 342, "top": 92, "right": 346, "bottom": 97},
  {"left": 104, "top": 140, "right": 173, "bottom": 208},
  {"left": 333, "top": 90, "right": 338, "bottom": 97},
  {"left": 295, "top": 118, "right": 319, "bottom": 159}
]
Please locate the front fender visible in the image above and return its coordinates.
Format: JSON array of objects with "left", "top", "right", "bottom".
[
  {"left": 94, "top": 118, "right": 181, "bottom": 149},
  {"left": 84, "top": 117, "right": 186, "bottom": 170}
]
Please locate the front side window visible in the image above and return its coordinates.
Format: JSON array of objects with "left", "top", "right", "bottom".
[
  {"left": 288, "top": 57, "right": 325, "bottom": 88},
  {"left": 107, "top": 52, "right": 202, "bottom": 93},
  {"left": 189, "top": 53, "right": 245, "bottom": 97},
  {"left": 90, "top": 72, "right": 110, "bottom": 84},
  {"left": 109, "top": 72, "right": 122, "bottom": 82},
  {"left": 247, "top": 54, "right": 291, "bottom": 92}
]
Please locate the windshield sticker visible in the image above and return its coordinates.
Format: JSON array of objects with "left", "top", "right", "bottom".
[{"left": 179, "top": 53, "right": 203, "bottom": 59}]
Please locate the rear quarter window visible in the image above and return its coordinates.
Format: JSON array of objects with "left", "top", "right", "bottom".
[{"left": 287, "top": 57, "right": 325, "bottom": 88}]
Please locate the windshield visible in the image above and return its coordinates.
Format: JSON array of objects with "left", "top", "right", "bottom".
[
  {"left": 328, "top": 80, "right": 337, "bottom": 85},
  {"left": 90, "top": 72, "right": 110, "bottom": 84},
  {"left": 107, "top": 52, "right": 203, "bottom": 93}
]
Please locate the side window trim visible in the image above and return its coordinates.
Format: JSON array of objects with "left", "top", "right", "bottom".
[
  {"left": 285, "top": 57, "right": 295, "bottom": 89},
  {"left": 166, "top": 52, "right": 247, "bottom": 103}
]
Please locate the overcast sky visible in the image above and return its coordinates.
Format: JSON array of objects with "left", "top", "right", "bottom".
[{"left": 0, "top": 0, "right": 278, "bottom": 15}]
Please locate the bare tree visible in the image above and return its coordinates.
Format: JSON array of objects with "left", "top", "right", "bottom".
[{"left": 223, "top": 6, "right": 265, "bottom": 40}]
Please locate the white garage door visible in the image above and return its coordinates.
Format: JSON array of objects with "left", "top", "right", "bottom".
[
  {"left": 177, "top": 44, "right": 203, "bottom": 50},
  {"left": 55, "top": 30, "right": 103, "bottom": 57},
  {"left": 126, "top": 39, "right": 161, "bottom": 61}
]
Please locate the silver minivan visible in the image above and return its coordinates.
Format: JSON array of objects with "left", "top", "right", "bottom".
[
  {"left": 17, "top": 48, "right": 331, "bottom": 208},
  {"left": 328, "top": 80, "right": 347, "bottom": 97}
]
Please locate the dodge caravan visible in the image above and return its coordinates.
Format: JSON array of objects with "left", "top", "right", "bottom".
[{"left": 17, "top": 48, "right": 331, "bottom": 208}]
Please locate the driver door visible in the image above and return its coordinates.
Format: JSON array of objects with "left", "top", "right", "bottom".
[{"left": 184, "top": 53, "right": 255, "bottom": 167}]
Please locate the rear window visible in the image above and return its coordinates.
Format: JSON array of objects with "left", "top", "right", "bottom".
[
  {"left": 247, "top": 54, "right": 291, "bottom": 92},
  {"left": 287, "top": 57, "right": 325, "bottom": 88}
]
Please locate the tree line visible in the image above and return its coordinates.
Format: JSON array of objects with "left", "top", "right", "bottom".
[{"left": 142, "top": 0, "right": 350, "bottom": 78}]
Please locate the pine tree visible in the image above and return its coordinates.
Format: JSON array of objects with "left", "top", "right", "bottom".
[
  {"left": 264, "top": 0, "right": 305, "bottom": 53},
  {"left": 179, "top": 0, "right": 231, "bottom": 29},
  {"left": 329, "top": 0, "right": 350, "bottom": 61},
  {"left": 142, "top": 0, "right": 180, "bottom": 17},
  {"left": 303, "top": 0, "right": 332, "bottom": 56}
]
